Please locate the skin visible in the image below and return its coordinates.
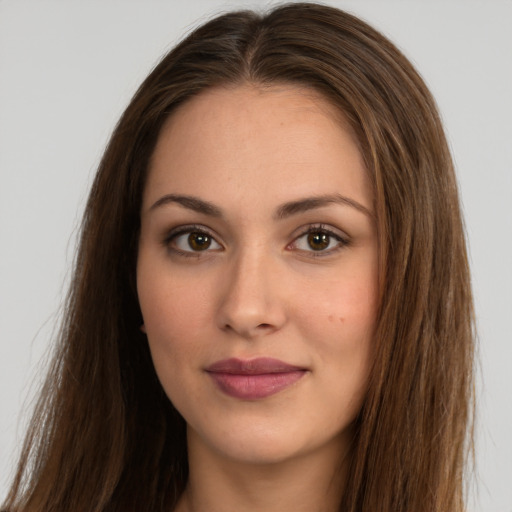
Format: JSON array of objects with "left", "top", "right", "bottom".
[{"left": 137, "top": 84, "right": 378, "bottom": 512}]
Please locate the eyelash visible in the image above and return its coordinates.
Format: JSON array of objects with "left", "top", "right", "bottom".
[
  {"left": 163, "top": 224, "right": 220, "bottom": 258},
  {"left": 289, "top": 224, "right": 349, "bottom": 257},
  {"left": 163, "top": 223, "right": 349, "bottom": 258}
]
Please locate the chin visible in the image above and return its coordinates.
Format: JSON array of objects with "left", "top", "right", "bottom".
[{"left": 187, "top": 417, "right": 350, "bottom": 468}]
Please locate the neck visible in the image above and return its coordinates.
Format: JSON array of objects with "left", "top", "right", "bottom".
[{"left": 175, "top": 429, "right": 351, "bottom": 512}]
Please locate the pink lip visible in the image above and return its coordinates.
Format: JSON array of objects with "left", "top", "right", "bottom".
[{"left": 206, "top": 358, "right": 307, "bottom": 400}]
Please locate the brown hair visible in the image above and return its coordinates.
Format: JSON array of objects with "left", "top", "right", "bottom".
[{"left": 3, "top": 3, "right": 474, "bottom": 511}]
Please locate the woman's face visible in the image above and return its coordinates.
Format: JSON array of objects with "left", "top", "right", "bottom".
[{"left": 137, "top": 84, "right": 378, "bottom": 465}]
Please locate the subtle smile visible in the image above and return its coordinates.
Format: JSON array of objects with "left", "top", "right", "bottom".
[{"left": 205, "top": 358, "right": 308, "bottom": 400}]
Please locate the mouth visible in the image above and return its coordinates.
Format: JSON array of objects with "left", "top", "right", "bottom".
[{"left": 205, "top": 357, "right": 308, "bottom": 400}]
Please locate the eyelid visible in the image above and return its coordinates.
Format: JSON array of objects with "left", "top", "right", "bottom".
[
  {"left": 162, "top": 222, "right": 349, "bottom": 258},
  {"left": 163, "top": 224, "right": 223, "bottom": 256},
  {"left": 287, "top": 223, "right": 350, "bottom": 256}
]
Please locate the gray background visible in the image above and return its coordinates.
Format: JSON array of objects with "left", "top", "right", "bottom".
[{"left": 1, "top": 1, "right": 511, "bottom": 510}]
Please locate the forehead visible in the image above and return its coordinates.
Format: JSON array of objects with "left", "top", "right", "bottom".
[
  {"left": 158, "top": 83, "right": 354, "bottom": 152},
  {"left": 144, "top": 83, "right": 371, "bottom": 214},
  {"left": 168, "top": 82, "right": 348, "bottom": 128}
]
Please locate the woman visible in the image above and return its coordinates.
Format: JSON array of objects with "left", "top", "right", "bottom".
[{"left": 2, "top": 3, "right": 474, "bottom": 511}]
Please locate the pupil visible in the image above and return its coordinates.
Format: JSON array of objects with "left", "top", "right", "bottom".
[
  {"left": 188, "top": 233, "right": 211, "bottom": 251},
  {"left": 308, "top": 232, "right": 329, "bottom": 250}
]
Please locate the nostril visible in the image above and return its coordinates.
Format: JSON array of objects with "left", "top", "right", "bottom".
[
  {"left": 222, "top": 321, "right": 278, "bottom": 338},
  {"left": 216, "top": 282, "right": 287, "bottom": 338}
]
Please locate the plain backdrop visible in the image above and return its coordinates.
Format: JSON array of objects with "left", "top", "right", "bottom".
[{"left": 1, "top": 1, "right": 511, "bottom": 510}]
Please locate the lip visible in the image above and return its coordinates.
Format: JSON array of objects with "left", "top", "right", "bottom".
[{"left": 205, "top": 357, "right": 307, "bottom": 400}]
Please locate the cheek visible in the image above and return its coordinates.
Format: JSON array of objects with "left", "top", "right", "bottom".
[
  {"left": 137, "top": 263, "right": 222, "bottom": 399},
  {"left": 297, "top": 271, "right": 377, "bottom": 340},
  {"left": 291, "top": 243, "right": 378, "bottom": 336},
  {"left": 295, "top": 273, "right": 377, "bottom": 398},
  {"left": 139, "top": 287, "right": 204, "bottom": 406},
  {"left": 138, "top": 262, "right": 213, "bottom": 342}
]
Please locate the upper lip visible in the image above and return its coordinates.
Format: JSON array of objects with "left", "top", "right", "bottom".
[{"left": 206, "top": 357, "right": 305, "bottom": 374}]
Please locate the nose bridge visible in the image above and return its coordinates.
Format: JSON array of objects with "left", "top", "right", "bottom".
[{"left": 216, "top": 242, "right": 286, "bottom": 337}]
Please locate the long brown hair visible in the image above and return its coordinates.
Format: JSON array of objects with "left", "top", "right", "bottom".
[{"left": 3, "top": 3, "right": 474, "bottom": 511}]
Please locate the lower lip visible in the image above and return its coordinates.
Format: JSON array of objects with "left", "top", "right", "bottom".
[{"left": 207, "top": 371, "right": 306, "bottom": 400}]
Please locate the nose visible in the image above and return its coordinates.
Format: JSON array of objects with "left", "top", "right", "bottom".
[{"left": 216, "top": 249, "right": 287, "bottom": 339}]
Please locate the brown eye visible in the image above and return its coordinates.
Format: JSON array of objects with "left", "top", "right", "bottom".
[
  {"left": 307, "top": 232, "right": 330, "bottom": 251},
  {"left": 188, "top": 232, "right": 212, "bottom": 251},
  {"left": 169, "top": 227, "right": 222, "bottom": 254},
  {"left": 289, "top": 226, "right": 348, "bottom": 256}
]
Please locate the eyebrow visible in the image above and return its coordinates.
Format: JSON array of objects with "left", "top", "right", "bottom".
[
  {"left": 149, "top": 194, "right": 222, "bottom": 217},
  {"left": 274, "top": 194, "right": 373, "bottom": 220},
  {"left": 149, "top": 193, "right": 372, "bottom": 219}
]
